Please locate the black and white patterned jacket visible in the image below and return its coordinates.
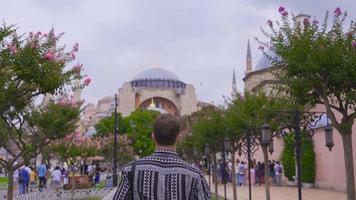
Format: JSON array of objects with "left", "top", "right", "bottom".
[{"left": 113, "top": 149, "right": 211, "bottom": 200}]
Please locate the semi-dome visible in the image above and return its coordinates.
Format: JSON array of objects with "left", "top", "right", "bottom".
[
  {"left": 255, "top": 50, "right": 281, "bottom": 71},
  {"left": 130, "top": 68, "right": 186, "bottom": 89}
]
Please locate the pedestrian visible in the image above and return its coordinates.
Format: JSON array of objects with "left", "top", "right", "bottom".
[
  {"left": 94, "top": 163, "right": 101, "bottom": 185},
  {"left": 274, "top": 161, "right": 283, "bottom": 186},
  {"left": 237, "top": 161, "right": 246, "bottom": 186},
  {"left": 249, "top": 162, "right": 256, "bottom": 186},
  {"left": 113, "top": 114, "right": 211, "bottom": 200},
  {"left": 235, "top": 159, "right": 240, "bottom": 185},
  {"left": 269, "top": 160, "right": 275, "bottom": 186},
  {"left": 18, "top": 166, "right": 30, "bottom": 195},
  {"left": 29, "top": 167, "right": 37, "bottom": 192},
  {"left": 37, "top": 160, "right": 47, "bottom": 192},
  {"left": 51, "top": 166, "right": 62, "bottom": 191}
]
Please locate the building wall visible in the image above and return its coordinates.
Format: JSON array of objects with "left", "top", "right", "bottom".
[
  {"left": 117, "top": 82, "right": 136, "bottom": 117},
  {"left": 180, "top": 84, "right": 198, "bottom": 116},
  {"left": 244, "top": 68, "right": 277, "bottom": 92}
]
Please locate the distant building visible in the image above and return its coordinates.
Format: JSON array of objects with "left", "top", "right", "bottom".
[
  {"left": 80, "top": 67, "right": 203, "bottom": 135},
  {"left": 117, "top": 68, "right": 198, "bottom": 117}
]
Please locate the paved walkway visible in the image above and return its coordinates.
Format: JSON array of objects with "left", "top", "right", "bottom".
[{"left": 210, "top": 183, "right": 347, "bottom": 200}]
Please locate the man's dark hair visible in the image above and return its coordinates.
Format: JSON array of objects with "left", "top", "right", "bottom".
[{"left": 153, "top": 114, "right": 181, "bottom": 146}]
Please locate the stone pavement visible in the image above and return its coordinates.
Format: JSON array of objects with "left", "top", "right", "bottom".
[{"left": 210, "top": 183, "right": 347, "bottom": 200}]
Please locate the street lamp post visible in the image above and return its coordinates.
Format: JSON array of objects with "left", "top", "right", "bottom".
[
  {"left": 238, "top": 132, "right": 259, "bottom": 200},
  {"left": 113, "top": 94, "right": 119, "bottom": 187},
  {"left": 205, "top": 144, "right": 211, "bottom": 189},
  {"left": 222, "top": 138, "right": 231, "bottom": 200},
  {"left": 262, "top": 110, "right": 334, "bottom": 200}
]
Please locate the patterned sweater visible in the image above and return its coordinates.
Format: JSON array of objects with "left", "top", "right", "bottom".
[{"left": 113, "top": 150, "right": 211, "bottom": 200}]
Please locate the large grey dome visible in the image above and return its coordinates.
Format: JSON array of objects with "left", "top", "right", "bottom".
[
  {"left": 130, "top": 68, "right": 186, "bottom": 89},
  {"left": 255, "top": 50, "right": 281, "bottom": 71}
]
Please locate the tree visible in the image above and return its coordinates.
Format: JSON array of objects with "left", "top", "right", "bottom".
[
  {"left": 98, "top": 134, "right": 135, "bottom": 168},
  {"left": 94, "top": 112, "right": 127, "bottom": 138},
  {"left": 187, "top": 105, "right": 227, "bottom": 199},
  {"left": 126, "top": 110, "right": 159, "bottom": 157},
  {"left": 225, "top": 92, "right": 290, "bottom": 200},
  {"left": 259, "top": 6, "right": 356, "bottom": 199},
  {"left": 0, "top": 23, "right": 87, "bottom": 199},
  {"left": 94, "top": 109, "right": 159, "bottom": 158}
]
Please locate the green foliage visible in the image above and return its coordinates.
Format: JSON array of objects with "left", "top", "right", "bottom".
[
  {"left": 94, "top": 109, "right": 159, "bottom": 157},
  {"left": 280, "top": 134, "right": 295, "bottom": 181},
  {"left": 94, "top": 112, "right": 128, "bottom": 138},
  {"left": 301, "top": 135, "right": 315, "bottom": 183},
  {"left": 189, "top": 106, "right": 227, "bottom": 153},
  {"left": 259, "top": 8, "right": 356, "bottom": 134},
  {"left": 225, "top": 92, "right": 291, "bottom": 139},
  {"left": 126, "top": 110, "right": 159, "bottom": 157},
  {"left": 280, "top": 133, "right": 315, "bottom": 183}
]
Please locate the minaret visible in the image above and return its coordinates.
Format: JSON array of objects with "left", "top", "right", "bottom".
[
  {"left": 231, "top": 69, "right": 238, "bottom": 98},
  {"left": 73, "top": 65, "right": 82, "bottom": 102},
  {"left": 246, "top": 39, "right": 252, "bottom": 74}
]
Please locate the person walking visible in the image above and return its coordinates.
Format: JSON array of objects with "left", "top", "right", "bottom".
[
  {"left": 114, "top": 114, "right": 211, "bottom": 200},
  {"left": 237, "top": 161, "right": 246, "bottom": 186},
  {"left": 29, "top": 167, "right": 37, "bottom": 192},
  {"left": 51, "top": 166, "right": 62, "bottom": 191},
  {"left": 274, "top": 161, "right": 283, "bottom": 186},
  {"left": 37, "top": 160, "right": 47, "bottom": 192},
  {"left": 18, "top": 166, "right": 30, "bottom": 195}
]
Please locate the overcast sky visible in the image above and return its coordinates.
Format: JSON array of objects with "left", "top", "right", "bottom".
[{"left": 1, "top": 0, "right": 355, "bottom": 105}]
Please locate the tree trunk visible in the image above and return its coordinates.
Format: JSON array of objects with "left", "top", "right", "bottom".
[
  {"left": 231, "top": 149, "right": 237, "bottom": 200},
  {"left": 262, "top": 146, "right": 270, "bottom": 200},
  {"left": 341, "top": 133, "right": 356, "bottom": 200},
  {"left": 7, "top": 166, "right": 14, "bottom": 200},
  {"left": 213, "top": 151, "right": 218, "bottom": 200}
]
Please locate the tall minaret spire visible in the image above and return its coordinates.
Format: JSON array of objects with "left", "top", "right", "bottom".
[
  {"left": 246, "top": 39, "right": 252, "bottom": 74},
  {"left": 232, "top": 69, "right": 238, "bottom": 98}
]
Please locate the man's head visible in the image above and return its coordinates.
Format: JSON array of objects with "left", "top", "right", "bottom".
[{"left": 153, "top": 114, "right": 181, "bottom": 146}]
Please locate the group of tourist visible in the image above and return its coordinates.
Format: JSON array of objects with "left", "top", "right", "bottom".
[
  {"left": 14, "top": 160, "right": 104, "bottom": 195},
  {"left": 217, "top": 159, "right": 284, "bottom": 187}
]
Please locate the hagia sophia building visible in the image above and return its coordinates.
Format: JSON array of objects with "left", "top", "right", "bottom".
[{"left": 78, "top": 67, "right": 209, "bottom": 136}]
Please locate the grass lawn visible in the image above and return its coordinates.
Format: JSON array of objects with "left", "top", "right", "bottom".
[{"left": 0, "top": 177, "right": 8, "bottom": 184}]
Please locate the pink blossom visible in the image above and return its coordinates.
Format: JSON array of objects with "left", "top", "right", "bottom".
[
  {"left": 258, "top": 46, "right": 264, "bottom": 50},
  {"left": 347, "top": 31, "right": 354, "bottom": 37},
  {"left": 29, "top": 32, "right": 33, "bottom": 38},
  {"left": 70, "top": 52, "right": 76, "bottom": 60},
  {"left": 44, "top": 50, "right": 55, "bottom": 61},
  {"left": 6, "top": 44, "right": 17, "bottom": 53},
  {"left": 239, "top": 95, "right": 245, "bottom": 101},
  {"left": 312, "top": 20, "right": 319, "bottom": 25},
  {"left": 352, "top": 41, "right": 356, "bottom": 48},
  {"left": 281, "top": 11, "right": 288, "bottom": 17},
  {"left": 73, "top": 64, "right": 82, "bottom": 72},
  {"left": 334, "top": 7, "right": 342, "bottom": 17},
  {"left": 267, "top": 19, "right": 273, "bottom": 28},
  {"left": 278, "top": 6, "right": 285, "bottom": 13},
  {"left": 303, "top": 18, "right": 310, "bottom": 26},
  {"left": 83, "top": 78, "right": 91, "bottom": 86},
  {"left": 72, "top": 43, "right": 79, "bottom": 52},
  {"left": 43, "top": 33, "right": 48, "bottom": 37}
]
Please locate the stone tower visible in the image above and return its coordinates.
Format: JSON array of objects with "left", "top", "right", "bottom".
[
  {"left": 246, "top": 39, "right": 252, "bottom": 74},
  {"left": 231, "top": 69, "right": 238, "bottom": 98}
]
